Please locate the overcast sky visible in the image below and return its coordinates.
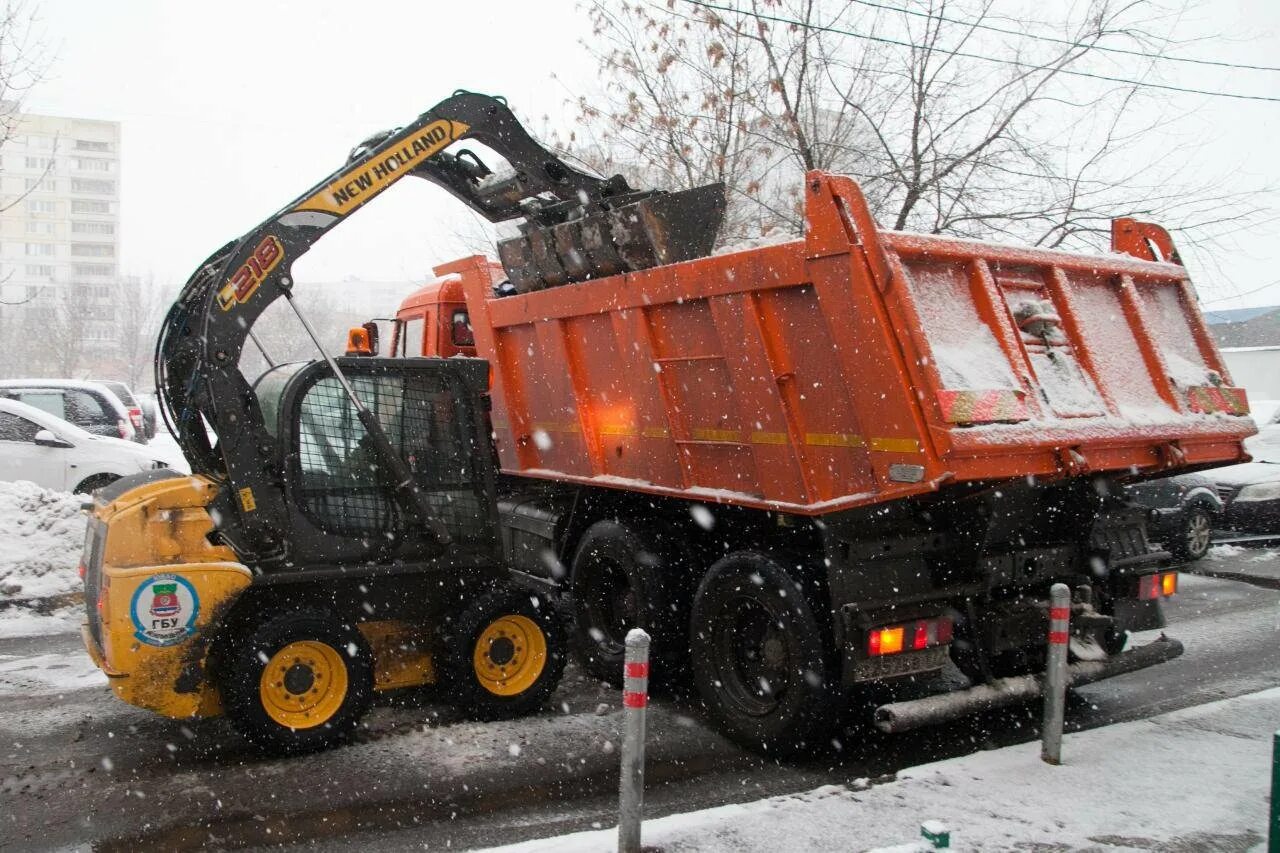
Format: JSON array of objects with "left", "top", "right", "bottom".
[{"left": 18, "top": 0, "right": 1280, "bottom": 309}]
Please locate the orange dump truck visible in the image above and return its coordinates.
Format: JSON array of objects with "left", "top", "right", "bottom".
[{"left": 389, "top": 172, "right": 1252, "bottom": 751}]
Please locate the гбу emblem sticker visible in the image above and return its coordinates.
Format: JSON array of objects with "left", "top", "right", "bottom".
[{"left": 130, "top": 574, "right": 200, "bottom": 647}]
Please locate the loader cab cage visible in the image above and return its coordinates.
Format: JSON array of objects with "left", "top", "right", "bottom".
[{"left": 249, "top": 356, "right": 500, "bottom": 568}]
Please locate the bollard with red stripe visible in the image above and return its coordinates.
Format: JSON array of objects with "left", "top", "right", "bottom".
[
  {"left": 619, "top": 628, "right": 650, "bottom": 853},
  {"left": 1041, "top": 583, "right": 1070, "bottom": 765}
]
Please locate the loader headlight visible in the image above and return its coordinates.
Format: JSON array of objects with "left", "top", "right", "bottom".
[{"left": 1234, "top": 482, "right": 1280, "bottom": 503}]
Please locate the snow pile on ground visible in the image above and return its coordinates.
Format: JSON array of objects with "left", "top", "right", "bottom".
[
  {"left": 0, "top": 650, "right": 105, "bottom": 696},
  {"left": 0, "top": 480, "right": 86, "bottom": 601},
  {"left": 482, "top": 688, "right": 1278, "bottom": 852}
]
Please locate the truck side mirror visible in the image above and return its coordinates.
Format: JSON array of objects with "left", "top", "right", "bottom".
[{"left": 34, "top": 429, "right": 73, "bottom": 449}]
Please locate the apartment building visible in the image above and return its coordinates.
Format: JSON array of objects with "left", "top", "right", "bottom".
[{"left": 0, "top": 108, "right": 120, "bottom": 353}]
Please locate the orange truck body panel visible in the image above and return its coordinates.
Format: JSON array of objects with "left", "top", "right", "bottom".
[{"left": 420, "top": 172, "right": 1251, "bottom": 515}]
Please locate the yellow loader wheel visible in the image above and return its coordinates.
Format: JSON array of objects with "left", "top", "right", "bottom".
[
  {"left": 218, "top": 608, "right": 374, "bottom": 755},
  {"left": 440, "top": 585, "right": 567, "bottom": 720}
]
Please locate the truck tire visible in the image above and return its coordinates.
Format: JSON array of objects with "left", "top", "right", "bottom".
[
  {"left": 570, "top": 520, "right": 681, "bottom": 687},
  {"left": 218, "top": 608, "right": 374, "bottom": 755},
  {"left": 439, "top": 585, "right": 566, "bottom": 720},
  {"left": 690, "top": 552, "right": 836, "bottom": 756}
]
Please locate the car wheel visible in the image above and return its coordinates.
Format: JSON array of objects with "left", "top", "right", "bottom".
[
  {"left": 690, "top": 552, "right": 836, "bottom": 756},
  {"left": 1172, "top": 506, "right": 1213, "bottom": 562},
  {"left": 217, "top": 608, "right": 374, "bottom": 755},
  {"left": 73, "top": 474, "right": 119, "bottom": 495}
]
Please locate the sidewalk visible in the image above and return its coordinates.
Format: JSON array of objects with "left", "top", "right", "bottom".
[
  {"left": 1190, "top": 543, "right": 1280, "bottom": 589},
  {"left": 480, "top": 688, "right": 1278, "bottom": 852}
]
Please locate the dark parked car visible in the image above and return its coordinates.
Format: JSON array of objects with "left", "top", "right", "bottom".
[
  {"left": 1125, "top": 472, "right": 1222, "bottom": 561},
  {"left": 135, "top": 391, "right": 160, "bottom": 441},
  {"left": 0, "top": 379, "right": 138, "bottom": 443},
  {"left": 93, "top": 380, "right": 151, "bottom": 442},
  {"left": 1202, "top": 423, "right": 1280, "bottom": 534}
]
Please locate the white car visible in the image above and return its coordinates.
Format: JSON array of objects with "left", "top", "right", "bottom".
[{"left": 0, "top": 398, "right": 172, "bottom": 493}]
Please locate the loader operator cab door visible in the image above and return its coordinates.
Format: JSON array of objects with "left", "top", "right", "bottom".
[{"left": 252, "top": 356, "right": 499, "bottom": 568}]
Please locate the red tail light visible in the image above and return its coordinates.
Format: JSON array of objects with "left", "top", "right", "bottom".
[
  {"left": 117, "top": 419, "right": 129, "bottom": 439},
  {"left": 78, "top": 562, "right": 86, "bottom": 579},
  {"left": 1137, "top": 571, "right": 1178, "bottom": 600},
  {"left": 128, "top": 407, "right": 143, "bottom": 430},
  {"left": 868, "top": 616, "right": 953, "bottom": 656}
]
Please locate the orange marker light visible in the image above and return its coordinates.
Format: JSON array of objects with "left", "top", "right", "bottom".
[
  {"left": 879, "top": 626, "right": 904, "bottom": 655},
  {"left": 345, "top": 326, "right": 373, "bottom": 356},
  {"left": 1161, "top": 571, "right": 1178, "bottom": 597}
]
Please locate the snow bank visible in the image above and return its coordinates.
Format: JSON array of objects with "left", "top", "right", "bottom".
[
  {"left": 480, "top": 688, "right": 1279, "bottom": 853},
  {"left": 0, "top": 480, "right": 86, "bottom": 601},
  {"left": 0, "top": 649, "right": 106, "bottom": 696}
]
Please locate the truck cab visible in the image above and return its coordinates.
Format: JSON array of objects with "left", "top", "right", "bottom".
[{"left": 390, "top": 257, "right": 504, "bottom": 359}]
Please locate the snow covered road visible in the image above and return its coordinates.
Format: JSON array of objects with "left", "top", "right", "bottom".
[{"left": 0, "top": 570, "right": 1276, "bottom": 851}]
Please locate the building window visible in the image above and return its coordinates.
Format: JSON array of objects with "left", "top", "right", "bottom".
[
  {"left": 24, "top": 177, "right": 56, "bottom": 192},
  {"left": 74, "top": 139, "right": 112, "bottom": 152},
  {"left": 70, "top": 243, "right": 114, "bottom": 257},
  {"left": 24, "top": 264, "right": 54, "bottom": 277},
  {"left": 24, "top": 156, "right": 54, "bottom": 170},
  {"left": 73, "top": 157, "right": 111, "bottom": 172},
  {"left": 25, "top": 199, "right": 56, "bottom": 214},
  {"left": 71, "top": 199, "right": 110, "bottom": 214},
  {"left": 71, "top": 221, "right": 114, "bottom": 235},
  {"left": 25, "top": 221, "right": 55, "bottom": 235},
  {"left": 72, "top": 263, "right": 114, "bottom": 276},
  {"left": 70, "top": 179, "right": 114, "bottom": 194},
  {"left": 24, "top": 243, "right": 54, "bottom": 256}
]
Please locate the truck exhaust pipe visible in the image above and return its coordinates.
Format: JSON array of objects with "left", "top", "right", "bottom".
[{"left": 873, "top": 635, "right": 1184, "bottom": 734}]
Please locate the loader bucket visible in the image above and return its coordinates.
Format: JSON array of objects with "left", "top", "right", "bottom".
[{"left": 498, "top": 183, "right": 726, "bottom": 292}]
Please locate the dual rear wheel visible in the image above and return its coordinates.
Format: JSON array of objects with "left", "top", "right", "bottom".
[{"left": 570, "top": 525, "right": 838, "bottom": 754}]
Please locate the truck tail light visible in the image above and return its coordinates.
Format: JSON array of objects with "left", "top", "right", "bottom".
[
  {"left": 869, "top": 616, "right": 953, "bottom": 657},
  {"left": 127, "top": 407, "right": 143, "bottom": 431},
  {"left": 1138, "top": 571, "right": 1178, "bottom": 600}
]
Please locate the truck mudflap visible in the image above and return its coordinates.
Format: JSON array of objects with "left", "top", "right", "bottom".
[{"left": 873, "top": 635, "right": 1184, "bottom": 734}]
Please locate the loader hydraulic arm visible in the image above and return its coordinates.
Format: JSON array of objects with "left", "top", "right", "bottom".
[{"left": 156, "top": 91, "right": 723, "bottom": 565}]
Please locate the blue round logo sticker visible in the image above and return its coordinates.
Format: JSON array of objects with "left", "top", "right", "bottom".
[{"left": 129, "top": 574, "right": 200, "bottom": 647}]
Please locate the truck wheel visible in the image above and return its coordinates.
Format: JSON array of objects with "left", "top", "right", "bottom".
[
  {"left": 218, "top": 608, "right": 374, "bottom": 755},
  {"left": 690, "top": 552, "right": 836, "bottom": 756},
  {"left": 440, "top": 585, "right": 566, "bottom": 720},
  {"left": 570, "top": 521, "right": 679, "bottom": 687},
  {"left": 1171, "top": 506, "right": 1213, "bottom": 562}
]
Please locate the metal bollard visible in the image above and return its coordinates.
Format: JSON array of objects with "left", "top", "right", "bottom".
[
  {"left": 1041, "top": 583, "right": 1070, "bottom": 765},
  {"left": 619, "top": 628, "right": 650, "bottom": 853}
]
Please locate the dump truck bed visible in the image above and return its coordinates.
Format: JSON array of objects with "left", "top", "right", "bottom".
[{"left": 461, "top": 171, "right": 1253, "bottom": 514}]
